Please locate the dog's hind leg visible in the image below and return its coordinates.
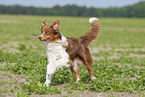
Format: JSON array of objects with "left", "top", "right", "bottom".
[
  {"left": 84, "top": 62, "right": 96, "bottom": 80},
  {"left": 80, "top": 49, "right": 96, "bottom": 80},
  {"left": 70, "top": 60, "right": 80, "bottom": 83}
]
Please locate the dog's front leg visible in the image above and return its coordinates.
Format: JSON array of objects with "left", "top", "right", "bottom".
[
  {"left": 43, "top": 74, "right": 52, "bottom": 87},
  {"left": 43, "top": 63, "right": 55, "bottom": 87}
]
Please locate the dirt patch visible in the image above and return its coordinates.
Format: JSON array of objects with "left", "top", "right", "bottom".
[
  {"left": 115, "top": 48, "right": 145, "bottom": 52},
  {"left": 135, "top": 66, "right": 145, "bottom": 69},
  {"left": 0, "top": 41, "right": 22, "bottom": 53},
  {"left": 92, "top": 52, "right": 120, "bottom": 60},
  {"left": 29, "top": 91, "right": 139, "bottom": 97},
  {"left": 7, "top": 48, "right": 22, "bottom": 53},
  {"left": 93, "top": 56, "right": 120, "bottom": 60},
  {"left": 91, "top": 46, "right": 145, "bottom": 60},
  {"left": 0, "top": 70, "right": 28, "bottom": 84},
  {"left": 90, "top": 46, "right": 112, "bottom": 53},
  {"left": 0, "top": 20, "right": 23, "bottom": 24},
  {"left": 115, "top": 63, "right": 145, "bottom": 69},
  {"left": 0, "top": 93, "right": 14, "bottom": 97},
  {"left": 92, "top": 56, "right": 105, "bottom": 60},
  {"left": 0, "top": 70, "right": 28, "bottom": 97},
  {"left": 90, "top": 46, "right": 119, "bottom": 60},
  {"left": 0, "top": 71, "right": 18, "bottom": 94},
  {"left": 115, "top": 48, "right": 130, "bottom": 51},
  {"left": 133, "top": 48, "right": 145, "bottom": 51},
  {"left": 129, "top": 53, "right": 145, "bottom": 57},
  {"left": 0, "top": 71, "right": 11, "bottom": 81},
  {"left": 0, "top": 62, "right": 17, "bottom": 67},
  {"left": 0, "top": 69, "right": 28, "bottom": 88}
]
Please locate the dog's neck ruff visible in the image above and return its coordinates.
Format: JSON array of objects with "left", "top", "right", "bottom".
[{"left": 45, "top": 34, "right": 69, "bottom": 74}]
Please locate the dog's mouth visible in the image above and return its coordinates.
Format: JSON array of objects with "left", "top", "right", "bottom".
[
  {"left": 38, "top": 35, "right": 53, "bottom": 42},
  {"left": 39, "top": 38, "right": 46, "bottom": 41},
  {"left": 30, "top": 35, "right": 47, "bottom": 41},
  {"left": 30, "top": 35, "right": 55, "bottom": 42},
  {"left": 30, "top": 35, "right": 53, "bottom": 42}
]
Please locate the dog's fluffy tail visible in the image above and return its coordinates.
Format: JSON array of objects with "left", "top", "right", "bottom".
[{"left": 79, "top": 17, "right": 101, "bottom": 45}]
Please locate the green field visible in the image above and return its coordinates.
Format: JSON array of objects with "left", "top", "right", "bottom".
[{"left": 0, "top": 15, "right": 145, "bottom": 96}]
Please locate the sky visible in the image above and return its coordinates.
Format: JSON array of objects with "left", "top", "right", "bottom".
[{"left": 0, "top": 0, "right": 143, "bottom": 8}]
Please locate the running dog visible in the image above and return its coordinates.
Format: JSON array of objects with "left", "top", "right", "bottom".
[{"left": 36, "top": 17, "right": 101, "bottom": 87}]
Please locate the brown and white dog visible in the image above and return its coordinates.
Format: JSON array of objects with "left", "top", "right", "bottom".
[{"left": 37, "top": 17, "right": 101, "bottom": 87}]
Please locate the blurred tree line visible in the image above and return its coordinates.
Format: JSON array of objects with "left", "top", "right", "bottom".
[{"left": 0, "top": 1, "right": 145, "bottom": 17}]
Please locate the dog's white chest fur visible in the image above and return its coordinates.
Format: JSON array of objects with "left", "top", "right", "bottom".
[{"left": 45, "top": 40, "right": 69, "bottom": 74}]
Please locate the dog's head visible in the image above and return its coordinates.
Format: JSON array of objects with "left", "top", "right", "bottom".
[{"left": 38, "top": 19, "right": 62, "bottom": 42}]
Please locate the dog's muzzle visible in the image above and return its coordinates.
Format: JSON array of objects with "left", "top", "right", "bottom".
[{"left": 38, "top": 35, "right": 45, "bottom": 41}]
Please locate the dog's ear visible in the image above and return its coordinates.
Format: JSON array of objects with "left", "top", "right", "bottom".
[
  {"left": 52, "top": 19, "right": 60, "bottom": 30},
  {"left": 41, "top": 19, "right": 48, "bottom": 26}
]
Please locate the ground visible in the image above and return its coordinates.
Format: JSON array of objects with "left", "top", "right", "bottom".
[
  {"left": 0, "top": 69, "right": 141, "bottom": 97},
  {"left": 0, "top": 46, "right": 144, "bottom": 97}
]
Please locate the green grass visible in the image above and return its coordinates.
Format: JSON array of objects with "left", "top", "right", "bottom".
[{"left": 0, "top": 15, "right": 145, "bottom": 96}]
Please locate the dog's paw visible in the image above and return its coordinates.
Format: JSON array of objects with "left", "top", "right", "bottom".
[
  {"left": 43, "top": 82, "right": 50, "bottom": 87},
  {"left": 91, "top": 76, "right": 97, "bottom": 80},
  {"left": 75, "top": 78, "right": 80, "bottom": 83}
]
